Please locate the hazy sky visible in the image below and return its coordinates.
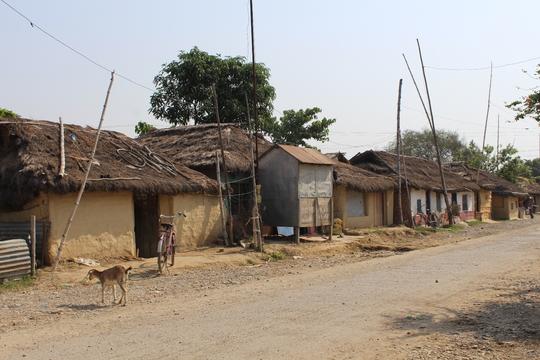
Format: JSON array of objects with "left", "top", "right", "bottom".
[{"left": 2, "top": 0, "right": 540, "bottom": 159}]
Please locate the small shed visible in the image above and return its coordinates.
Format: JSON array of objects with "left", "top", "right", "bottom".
[{"left": 259, "top": 145, "right": 335, "bottom": 242}]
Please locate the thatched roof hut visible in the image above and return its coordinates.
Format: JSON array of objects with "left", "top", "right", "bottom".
[
  {"left": 444, "top": 162, "right": 528, "bottom": 198},
  {"left": 350, "top": 150, "right": 481, "bottom": 193},
  {"left": 326, "top": 152, "right": 396, "bottom": 192},
  {"left": 138, "top": 123, "right": 273, "bottom": 176},
  {"left": 0, "top": 118, "right": 218, "bottom": 211}
]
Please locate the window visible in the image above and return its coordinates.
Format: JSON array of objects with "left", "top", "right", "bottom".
[
  {"left": 417, "top": 199, "right": 422, "bottom": 213},
  {"left": 346, "top": 191, "right": 365, "bottom": 216},
  {"left": 436, "top": 194, "right": 442, "bottom": 212},
  {"left": 462, "top": 194, "right": 469, "bottom": 211}
]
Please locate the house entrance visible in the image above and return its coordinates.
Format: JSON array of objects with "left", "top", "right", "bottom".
[{"left": 133, "top": 194, "right": 159, "bottom": 258}]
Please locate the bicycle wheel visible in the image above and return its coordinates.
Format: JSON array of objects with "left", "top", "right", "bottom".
[{"left": 157, "top": 250, "right": 167, "bottom": 273}]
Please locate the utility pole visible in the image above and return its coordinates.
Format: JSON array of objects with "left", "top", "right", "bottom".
[{"left": 396, "top": 79, "right": 404, "bottom": 225}]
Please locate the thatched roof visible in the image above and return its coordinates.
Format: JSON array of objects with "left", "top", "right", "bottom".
[
  {"left": 444, "top": 162, "right": 528, "bottom": 198},
  {"left": 326, "top": 152, "right": 396, "bottom": 192},
  {"left": 349, "top": 150, "right": 481, "bottom": 193},
  {"left": 0, "top": 118, "right": 219, "bottom": 211},
  {"left": 138, "top": 124, "right": 273, "bottom": 174},
  {"left": 517, "top": 177, "right": 540, "bottom": 196}
]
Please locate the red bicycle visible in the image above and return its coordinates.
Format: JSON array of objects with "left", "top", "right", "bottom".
[{"left": 157, "top": 212, "right": 186, "bottom": 273}]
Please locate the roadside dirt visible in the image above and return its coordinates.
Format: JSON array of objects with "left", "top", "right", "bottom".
[{"left": 2, "top": 218, "right": 539, "bottom": 359}]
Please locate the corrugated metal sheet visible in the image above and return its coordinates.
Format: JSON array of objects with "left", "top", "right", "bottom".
[
  {"left": 0, "top": 222, "right": 50, "bottom": 260},
  {"left": 276, "top": 145, "right": 335, "bottom": 165},
  {"left": 0, "top": 239, "right": 31, "bottom": 281}
]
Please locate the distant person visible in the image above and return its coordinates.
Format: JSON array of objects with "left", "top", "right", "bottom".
[{"left": 525, "top": 196, "right": 535, "bottom": 219}]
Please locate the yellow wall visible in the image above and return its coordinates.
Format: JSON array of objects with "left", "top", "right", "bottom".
[
  {"left": 47, "top": 191, "right": 135, "bottom": 261},
  {"left": 491, "top": 194, "right": 519, "bottom": 220},
  {"left": 333, "top": 186, "right": 394, "bottom": 228},
  {"left": 159, "top": 193, "right": 222, "bottom": 248},
  {"left": 478, "top": 189, "right": 492, "bottom": 220}
]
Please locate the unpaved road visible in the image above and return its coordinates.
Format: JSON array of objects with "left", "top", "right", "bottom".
[{"left": 2, "top": 223, "right": 540, "bottom": 359}]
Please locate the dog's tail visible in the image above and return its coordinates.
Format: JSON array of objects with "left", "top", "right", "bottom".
[{"left": 125, "top": 266, "right": 132, "bottom": 274}]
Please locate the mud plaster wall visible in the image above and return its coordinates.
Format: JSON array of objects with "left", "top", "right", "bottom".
[
  {"left": 47, "top": 191, "right": 135, "bottom": 261},
  {"left": 0, "top": 194, "right": 50, "bottom": 223},
  {"left": 158, "top": 193, "right": 222, "bottom": 248},
  {"left": 333, "top": 187, "right": 393, "bottom": 228}
]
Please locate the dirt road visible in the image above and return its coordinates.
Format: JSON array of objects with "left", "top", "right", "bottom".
[{"left": 2, "top": 222, "right": 540, "bottom": 359}]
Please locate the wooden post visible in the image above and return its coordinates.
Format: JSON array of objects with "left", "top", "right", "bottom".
[
  {"left": 329, "top": 198, "right": 333, "bottom": 242},
  {"left": 30, "top": 215, "right": 36, "bottom": 276},
  {"left": 294, "top": 227, "right": 300, "bottom": 245}
]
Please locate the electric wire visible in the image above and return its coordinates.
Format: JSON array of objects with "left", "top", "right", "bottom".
[
  {"left": 1, "top": 0, "right": 155, "bottom": 92},
  {"left": 425, "top": 56, "right": 540, "bottom": 71}
]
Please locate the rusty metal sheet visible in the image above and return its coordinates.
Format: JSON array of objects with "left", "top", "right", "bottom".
[
  {"left": 277, "top": 145, "right": 335, "bottom": 165},
  {"left": 0, "top": 239, "right": 31, "bottom": 281}
]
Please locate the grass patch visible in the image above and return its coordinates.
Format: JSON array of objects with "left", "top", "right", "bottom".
[
  {"left": 265, "top": 251, "right": 287, "bottom": 262},
  {"left": 465, "top": 220, "right": 485, "bottom": 227},
  {"left": 246, "top": 259, "right": 258, "bottom": 265},
  {"left": 0, "top": 276, "right": 35, "bottom": 294}
]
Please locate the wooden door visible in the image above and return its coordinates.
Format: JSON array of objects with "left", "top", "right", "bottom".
[{"left": 134, "top": 194, "right": 159, "bottom": 258}]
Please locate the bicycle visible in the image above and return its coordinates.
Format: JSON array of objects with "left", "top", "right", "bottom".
[
  {"left": 412, "top": 206, "right": 442, "bottom": 229},
  {"left": 157, "top": 212, "right": 186, "bottom": 273}
]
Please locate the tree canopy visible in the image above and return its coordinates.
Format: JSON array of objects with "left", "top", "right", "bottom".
[
  {"left": 262, "top": 108, "right": 336, "bottom": 148},
  {"left": 0, "top": 108, "right": 20, "bottom": 118},
  {"left": 454, "top": 141, "right": 531, "bottom": 184},
  {"left": 506, "top": 64, "right": 540, "bottom": 122},
  {"left": 149, "top": 47, "right": 275, "bottom": 129},
  {"left": 384, "top": 128, "right": 466, "bottom": 163}
]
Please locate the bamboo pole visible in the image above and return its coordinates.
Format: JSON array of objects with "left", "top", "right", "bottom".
[
  {"left": 215, "top": 152, "right": 230, "bottom": 246},
  {"left": 396, "top": 79, "right": 404, "bottom": 225},
  {"left": 476, "top": 62, "right": 493, "bottom": 183},
  {"left": 52, "top": 71, "right": 115, "bottom": 271},
  {"left": 211, "top": 83, "right": 233, "bottom": 246},
  {"left": 59, "top": 117, "right": 66, "bottom": 177},
  {"left": 415, "top": 39, "right": 453, "bottom": 225},
  {"left": 245, "top": 93, "right": 263, "bottom": 251}
]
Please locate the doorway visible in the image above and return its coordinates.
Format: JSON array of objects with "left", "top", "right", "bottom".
[{"left": 134, "top": 193, "right": 159, "bottom": 258}]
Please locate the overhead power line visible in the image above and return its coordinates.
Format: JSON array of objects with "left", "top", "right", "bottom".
[
  {"left": 425, "top": 56, "right": 540, "bottom": 71},
  {"left": 1, "top": 0, "right": 155, "bottom": 92}
]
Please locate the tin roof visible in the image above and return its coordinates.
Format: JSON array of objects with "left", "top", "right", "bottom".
[{"left": 272, "top": 144, "right": 335, "bottom": 165}]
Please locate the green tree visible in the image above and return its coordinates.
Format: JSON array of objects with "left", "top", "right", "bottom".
[
  {"left": 0, "top": 108, "right": 20, "bottom": 118},
  {"left": 263, "top": 108, "right": 335, "bottom": 148},
  {"left": 524, "top": 158, "right": 540, "bottom": 178},
  {"left": 385, "top": 128, "right": 466, "bottom": 162},
  {"left": 497, "top": 145, "right": 531, "bottom": 183},
  {"left": 455, "top": 141, "right": 530, "bottom": 184},
  {"left": 149, "top": 47, "right": 276, "bottom": 129},
  {"left": 134, "top": 121, "right": 157, "bottom": 136},
  {"left": 506, "top": 64, "right": 540, "bottom": 122},
  {"left": 454, "top": 140, "right": 497, "bottom": 172}
]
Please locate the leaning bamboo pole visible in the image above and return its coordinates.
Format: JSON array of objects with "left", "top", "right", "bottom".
[
  {"left": 476, "top": 62, "right": 493, "bottom": 183},
  {"left": 415, "top": 39, "right": 453, "bottom": 225},
  {"left": 211, "top": 83, "right": 233, "bottom": 246},
  {"left": 52, "top": 71, "right": 115, "bottom": 271}
]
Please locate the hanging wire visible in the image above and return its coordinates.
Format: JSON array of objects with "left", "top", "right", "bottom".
[{"left": 2, "top": 0, "right": 155, "bottom": 92}]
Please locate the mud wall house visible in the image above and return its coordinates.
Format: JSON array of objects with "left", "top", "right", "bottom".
[
  {"left": 0, "top": 118, "right": 221, "bottom": 264},
  {"left": 258, "top": 145, "right": 334, "bottom": 241},
  {"left": 349, "top": 150, "right": 481, "bottom": 225},
  {"left": 444, "top": 162, "right": 528, "bottom": 220},
  {"left": 138, "top": 124, "right": 273, "bottom": 236},
  {"left": 326, "top": 153, "right": 396, "bottom": 228}
]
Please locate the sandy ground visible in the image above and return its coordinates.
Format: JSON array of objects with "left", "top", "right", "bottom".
[{"left": 2, "top": 219, "right": 540, "bottom": 359}]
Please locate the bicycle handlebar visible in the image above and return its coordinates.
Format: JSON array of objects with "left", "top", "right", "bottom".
[{"left": 159, "top": 212, "right": 187, "bottom": 220}]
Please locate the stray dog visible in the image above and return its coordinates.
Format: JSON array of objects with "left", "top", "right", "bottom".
[{"left": 87, "top": 265, "right": 132, "bottom": 306}]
